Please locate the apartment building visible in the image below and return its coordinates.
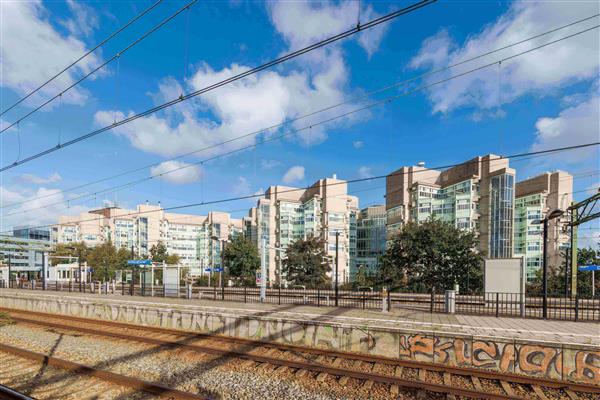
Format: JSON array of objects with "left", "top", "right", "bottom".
[
  {"left": 386, "top": 155, "right": 516, "bottom": 258},
  {"left": 352, "top": 205, "right": 386, "bottom": 280},
  {"left": 248, "top": 175, "right": 359, "bottom": 286},
  {"left": 56, "top": 204, "right": 243, "bottom": 276},
  {"left": 514, "top": 171, "right": 572, "bottom": 280}
]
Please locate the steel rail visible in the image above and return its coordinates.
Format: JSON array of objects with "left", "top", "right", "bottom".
[
  {"left": 7, "top": 316, "right": 520, "bottom": 400},
  {"left": 0, "top": 343, "right": 206, "bottom": 400},
  {"left": 0, "top": 384, "right": 33, "bottom": 400},
  {"left": 3, "top": 308, "right": 598, "bottom": 395}
]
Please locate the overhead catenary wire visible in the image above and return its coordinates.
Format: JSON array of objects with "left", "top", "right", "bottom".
[
  {"left": 0, "top": 0, "right": 437, "bottom": 170},
  {"left": 3, "top": 23, "right": 598, "bottom": 217},
  {"left": 1, "top": 141, "right": 598, "bottom": 235},
  {"left": 2, "top": 13, "right": 597, "bottom": 210},
  {"left": 0, "top": 0, "right": 164, "bottom": 117},
  {"left": 0, "top": 0, "right": 198, "bottom": 136}
]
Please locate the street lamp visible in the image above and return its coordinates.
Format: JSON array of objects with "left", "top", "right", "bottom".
[{"left": 534, "top": 208, "right": 564, "bottom": 319}]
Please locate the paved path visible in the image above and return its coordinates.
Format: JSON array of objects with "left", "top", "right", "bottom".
[{"left": 2, "top": 289, "right": 598, "bottom": 346}]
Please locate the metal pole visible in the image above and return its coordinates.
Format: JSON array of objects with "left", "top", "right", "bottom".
[
  {"left": 42, "top": 251, "right": 46, "bottom": 290},
  {"left": 260, "top": 238, "right": 267, "bottom": 302},
  {"left": 7, "top": 253, "right": 11, "bottom": 288},
  {"left": 131, "top": 245, "right": 135, "bottom": 295},
  {"left": 78, "top": 248, "right": 82, "bottom": 292},
  {"left": 542, "top": 218, "right": 548, "bottom": 319},
  {"left": 592, "top": 270, "right": 596, "bottom": 298},
  {"left": 335, "top": 231, "right": 339, "bottom": 307},
  {"left": 221, "top": 240, "right": 225, "bottom": 300},
  {"left": 564, "top": 247, "right": 570, "bottom": 298},
  {"left": 570, "top": 209, "right": 578, "bottom": 298}
]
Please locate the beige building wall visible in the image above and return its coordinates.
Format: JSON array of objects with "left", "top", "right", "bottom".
[
  {"left": 251, "top": 176, "right": 358, "bottom": 286},
  {"left": 385, "top": 155, "right": 516, "bottom": 258},
  {"left": 515, "top": 171, "right": 572, "bottom": 271}
]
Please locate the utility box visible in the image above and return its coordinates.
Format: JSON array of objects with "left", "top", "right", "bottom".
[{"left": 484, "top": 257, "right": 526, "bottom": 294}]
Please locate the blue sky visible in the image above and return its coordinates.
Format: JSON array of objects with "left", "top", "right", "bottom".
[{"left": 0, "top": 1, "right": 598, "bottom": 244}]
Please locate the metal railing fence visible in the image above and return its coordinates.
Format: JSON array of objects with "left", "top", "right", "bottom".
[{"left": 1, "top": 280, "right": 597, "bottom": 322}]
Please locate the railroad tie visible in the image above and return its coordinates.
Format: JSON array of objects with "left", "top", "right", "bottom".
[
  {"left": 338, "top": 375, "right": 350, "bottom": 385},
  {"left": 332, "top": 358, "right": 343, "bottom": 367},
  {"left": 471, "top": 376, "right": 483, "bottom": 392},
  {"left": 418, "top": 369, "right": 427, "bottom": 381},
  {"left": 390, "top": 366, "right": 403, "bottom": 395},
  {"left": 275, "top": 365, "right": 288, "bottom": 374},
  {"left": 242, "top": 359, "right": 255, "bottom": 368},
  {"left": 316, "top": 372, "right": 328, "bottom": 382},
  {"left": 564, "top": 388, "right": 579, "bottom": 400},
  {"left": 362, "top": 379, "right": 374, "bottom": 390},
  {"left": 500, "top": 380, "right": 515, "bottom": 397},
  {"left": 532, "top": 385, "right": 550, "bottom": 400},
  {"left": 416, "top": 369, "right": 428, "bottom": 400},
  {"left": 295, "top": 369, "right": 308, "bottom": 378},
  {"left": 443, "top": 373, "right": 456, "bottom": 400}
]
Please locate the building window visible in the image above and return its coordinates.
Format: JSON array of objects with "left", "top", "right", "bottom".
[{"left": 489, "top": 173, "right": 514, "bottom": 258}]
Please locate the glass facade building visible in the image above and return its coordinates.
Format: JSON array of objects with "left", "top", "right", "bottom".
[{"left": 489, "top": 173, "right": 515, "bottom": 259}]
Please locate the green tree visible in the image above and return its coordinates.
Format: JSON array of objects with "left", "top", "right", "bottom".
[
  {"left": 282, "top": 236, "right": 330, "bottom": 288},
  {"left": 222, "top": 235, "right": 260, "bottom": 286},
  {"left": 86, "top": 242, "right": 130, "bottom": 281},
  {"left": 528, "top": 246, "right": 599, "bottom": 298},
  {"left": 51, "top": 242, "right": 89, "bottom": 265},
  {"left": 354, "top": 264, "right": 375, "bottom": 289},
  {"left": 379, "top": 219, "right": 484, "bottom": 293},
  {"left": 149, "top": 241, "right": 180, "bottom": 264}
]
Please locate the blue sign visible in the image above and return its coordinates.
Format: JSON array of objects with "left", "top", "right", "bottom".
[
  {"left": 204, "top": 268, "right": 212, "bottom": 272},
  {"left": 578, "top": 265, "right": 600, "bottom": 272},
  {"left": 127, "top": 259, "right": 152, "bottom": 266},
  {"left": 213, "top": 267, "right": 224, "bottom": 272}
]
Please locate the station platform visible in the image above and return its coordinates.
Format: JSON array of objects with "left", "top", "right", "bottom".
[{"left": 1, "top": 289, "right": 598, "bottom": 384}]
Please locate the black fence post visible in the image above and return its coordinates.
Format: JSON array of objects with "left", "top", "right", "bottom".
[
  {"left": 574, "top": 295, "right": 579, "bottom": 322},
  {"left": 122, "top": 282, "right": 124, "bottom": 295},
  {"left": 221, "top": 286, "right": 225, "bottom": 301},
  {"left": 430, "top": 290, "right": 435, "bottom": 313},
  {"left": 317, "top": 289, "right": 321, "bottom": 307},
  {"left": 213, "top": 286, "right": 216, "bottom": 300},
  {"left": 278, "top": 286, "right": 281, "bottom": 305},
  {"left": 362, "top": 291, "right": 366, "bottom": 310},
  {"left": 244, "top": 286, "right": 247, "bottom": 303},
  {"left": 495, "top": 293, "right": 500, "bottom": 318}
]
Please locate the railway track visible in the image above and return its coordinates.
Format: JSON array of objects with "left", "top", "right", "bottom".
[
  {"left": 1, "top": 308, "right": 598, "bottom": 400},
  {"left": 0, "top": 343, "right": 205, "bottom": 400}
]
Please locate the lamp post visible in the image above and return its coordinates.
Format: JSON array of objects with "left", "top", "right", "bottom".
[
  {"left": 536, "top": 208, "right": 564, "bottom": 319},
  {"left": 335, "top": 230, "right": 340, "bottom": 307}
]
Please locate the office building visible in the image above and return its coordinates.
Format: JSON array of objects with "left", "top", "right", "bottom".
[
  {"left": 352, "top": 205, "right": 386, "bottom": 280},
  {"left": 248, "top": 175, "right": 359, "bottom": 286},
  {"left": 57, "top": 204, "right": 243, "bottom": 276},
  {"left": 514, "top": 171, "right": 572, "bottom": 280},
  {"left": 386, "top": 155, "right": 516, "bottom": 258},
  {"left": 0, "top": 234, "right": 52, "bottom": 280}
]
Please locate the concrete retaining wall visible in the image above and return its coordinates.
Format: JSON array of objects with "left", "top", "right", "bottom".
[{"left": 1, "top": 292, "right": 597, "bottom": 385}]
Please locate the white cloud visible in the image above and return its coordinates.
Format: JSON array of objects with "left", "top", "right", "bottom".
[
  {"left": 150, "top": 160, "right": 202, "bottom": 184},
  {"left": 267, "top": 1, "right": 387, "bottom": 58},
  {"left": 233, "top": 176, "right": 251, "bottom": 195},
  {"left": 531, "top": 93, "right": 599, "bottom": 163},
  {"left": 261, "top": 159, "right": 282, "bottom": 170},
  {"left": 410, "top": 1, "right": 600, "bottom": 114},
  {"left": 16, "top": 172, "right": 62, "bottom": 185},
  {"left": 282, "top": 165, "right": 305, "bottom": 184},
  {"left": 352, "top": 140, "right": 364, "bottom": 149},
  {"left": 61, "top": 0, "right": 99, "bottom": 37},
  {"left": 0, "top": 1, "right": 103, "bottom": 107},
  {"left": 95, "top": 1, "right": 390, "bottom": 158},
  {"left": 357, "top": 166, "right": 373, "bottom": 179},
  {"left": 0, "top": 186, "right": 87, "bottom": 232}
]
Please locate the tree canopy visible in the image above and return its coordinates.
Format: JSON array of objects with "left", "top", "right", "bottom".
[
  {"left": 149, "top": 241, "right": 180, "bottom": 264},
  {"left": 222, "top": 235, "right": 260, "bottom": 286},
  {"left": 378, "top": 218, "right": 484, "bottom": 293},
  {"left": 282, "top": 236, "right": 330, "bottom": 288}
]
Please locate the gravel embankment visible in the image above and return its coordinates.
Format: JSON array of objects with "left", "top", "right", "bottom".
[{"left": 0, "top": 323, "right": 410, "bottom": 399}]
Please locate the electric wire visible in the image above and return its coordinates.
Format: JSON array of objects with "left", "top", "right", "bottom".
[
  {"left": 2, "top": 13, "right": 597, "bottom": 209},
  {"left": 1, "top": 141, "right": 597, "bottom": 235},
  {"left": 0, "top": 0, "right": 164, "bottom": 117},
  {"left": 0, "top": 0, "right": 436, "bottom": 170},
  {"left": 3, "top": 23, "right": 598, "bottom": 216},
  {"left": 0, "top": 0, "right": 198, "bottom": 135}
]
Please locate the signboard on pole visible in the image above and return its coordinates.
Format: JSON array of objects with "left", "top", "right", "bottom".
[
  {"left": 255, "top": 271, "right": 262, "bottom": 285},
  {"left": 128, "top": 259, "right": 152, "bottom": 266},
  {"left": 578, "top": 265, "right": 600, "bottom": 272}
]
